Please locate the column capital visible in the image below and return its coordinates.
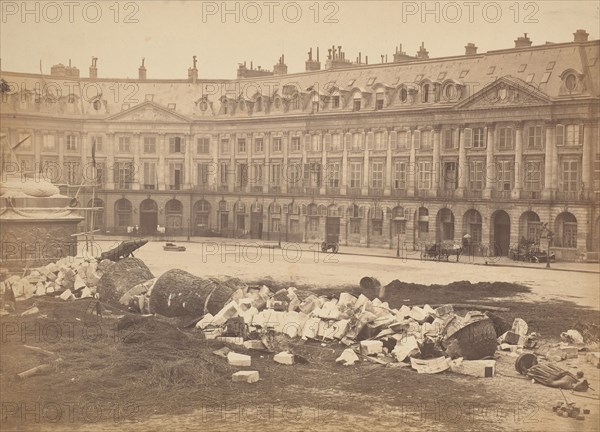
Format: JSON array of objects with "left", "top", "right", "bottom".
[
  {"left": 485, "top": 123, "right": 496, "bottom": 131},
  {"left": 544, "top": 119, "right": 559, "bottom": 127},
  {"left": 513, "top": 121, "right": 525, "bottom": 130},
  {"left": 432, "top": 124, "right": 443, "bottom": 133}
]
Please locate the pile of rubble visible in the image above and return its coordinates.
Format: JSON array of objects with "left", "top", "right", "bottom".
[
  {"left": 194, "top": 285, "right": 505, "bottom": 378},
  {"left": 1, "top": 257, "right": 115, "bottom": 302}
]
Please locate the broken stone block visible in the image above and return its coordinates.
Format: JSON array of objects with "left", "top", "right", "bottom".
[
  {"left": 561, "top": 330, "right": 584, "bottom": 345},
  {"left": 79, "top": 287, "right": 93, "bottom": 298},
  {"left": 213, "top": 302, "right": 240, "bottom": 326},
  {"left": 408, "top": 306, "right": 429, "bottom": 323},
  {"left": 449, "top": 358, "right": 496, "bottom": 378},
  {"left": 196, "top": 313, "right": 215, "bottom": 329},
  {"left": 337, "top": 293, "right": 357, "bottom": 311},
  {"left": 410, "top": 356, "right": 450, "bottom": 374},
  {"left": 301, "top": 317, "right": 321, "bottom": 339},
  {"left": 298, "top": 295, "right": 320, "bottom": 315},
  {"left": 353, "top": 294, "right": 370, "bottom": 311},
  {"left": 273, "top": 351, "right": 295, "bottom": 365},
  {"left": 59, "top": 289, "right": 73, "bottom": 301},
  {"left": 360, "top": 340, "right": 383, "bottom": 356},
  {"left": 544, "top": 345, "right": 579, "bottom": 362},
  {"left": 392, "top": 335, "right": 420, "bottom": 362},
  {"left": 499, "top": 331, "right": 524, "bottom": 346},
  {"left": 243, "top": 340, "right": 266, "bottom": 350},
  {"left": 73, "top": 275, "right": 87, "bottom": 291},
  {"left": 216, "top": 337, "right": 245, "bottom": 346},
  {"left": 34, "top": 283, "right": 45, "bottom": 297},
  {"left": 332, "top": 319, "right": 350, "bottom": 339},
  {"left": 282, "top": 312, "right": 308, "bottom": 338},
  {"left": 435, "top": 304, "right": 454, "bottom": 316},
  {"left": 227, "top": 352, "right": 251, "bottom": 367},
  {"left": 511, "top": 318, "right": 528, "bottom": 337},
  {"left": 232, "top": 370, "right": 259, "bottom": 383},
  {"left": 336, "top": 348, "right": 359, "bottom": 366},
  {"left": 239, "top": 305, "right": 258, "bottom": 325},
  {"left": 212, "top": 347, "right": 231, "bottom": 358}
]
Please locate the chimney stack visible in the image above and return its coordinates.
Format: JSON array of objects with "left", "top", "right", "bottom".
[
  {"left": 273, "top": 54, "right": 288, "bottom": 75},
  {"left": 138, "top": 58, "right": 146, "bottom": 80},
  {"left": 573, "top": 29, "right": 589, "bottom": 43},
  {"left": 305, "top": 47, "right": 322, "bottom": 71},
  {"left": 514, "top": 33, "right": 532, "bottom": 48},
  {"left": 416, "top": 42, "right": 429, "bottom": 59},
  {"left": 464, "top": 43, "right": 478, "bottom": 55},
  {"left": 393, "top": 44, "right": 414, "bottom": 62},
  {"left": 188, "top": 55, "right": 198, "bottom": 83},
  {"left": 89, "top": 57, "right": 98, "bottom": 79}
]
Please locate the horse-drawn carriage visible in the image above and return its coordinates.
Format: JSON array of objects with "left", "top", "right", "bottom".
[
  {"left": 509, "top": 239, "right": 556, "bottom": 263},
  {"left": 421, "top": 242, "right": 463, "bottom": 262}
]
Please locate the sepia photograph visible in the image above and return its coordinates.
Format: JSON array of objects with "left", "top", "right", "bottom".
[{"left": 0, "top": 1, "right": 599, "bottom": 430}]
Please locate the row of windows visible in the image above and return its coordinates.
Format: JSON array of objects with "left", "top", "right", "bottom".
[
  {"left": 15, "top": 124, "right": 583, "bottom": 158},
  {"left": 14, "top": 155, "right": 582, "bottom": 194}
]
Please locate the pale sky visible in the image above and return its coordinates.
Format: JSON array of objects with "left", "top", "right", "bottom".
[{"left": 1, "top": 0, "right": 599, "bottom": 79}]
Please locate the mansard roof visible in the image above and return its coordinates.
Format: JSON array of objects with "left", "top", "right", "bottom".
[{"left": 1, "top": 39, "right": 598, "bottom": 121}]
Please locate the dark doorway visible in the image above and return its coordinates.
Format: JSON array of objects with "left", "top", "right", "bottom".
[
  {"left": 250, "top": 212, "right": 263, "bottom": 239},
  {"left": 326, "top": 216, "right": 341, "bottom": 244},
  {"left": 492, "top": 210, "right": 511, "bottom": 256},
  {"left": 139, "top": 199, "right": 158, "bottom": 234}
]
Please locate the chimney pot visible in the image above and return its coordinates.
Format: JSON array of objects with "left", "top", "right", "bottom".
[
  {"left": 465, "top": 43, "right": 478, "bottom": 55},
  {"left": 514, "top": 33, "right": 532, "bottom": 48},
  {"left": 573, "top": 29, "right": 589, "bottom": 43}
]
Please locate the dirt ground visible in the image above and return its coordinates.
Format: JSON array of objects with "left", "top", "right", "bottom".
[{"left": 1, "top": 277, "right": 599, "bottom": 432}]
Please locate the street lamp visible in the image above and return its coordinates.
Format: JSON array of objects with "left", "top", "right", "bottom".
[{"left": 546, "top": 232, "right": 553, "bottom": 269}]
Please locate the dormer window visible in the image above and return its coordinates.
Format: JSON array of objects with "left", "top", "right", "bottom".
[
  {"left": 312, "top": 93, "right": 319, "bottom": 112},
  {"left": 255, "top": 97, "right": 262, "bottom": 112},
  {"left": 565, "top": 74, "right": 577, "bottom": 91},
  {"left": 375, "top": 92, "right": 384, "bottom": 110},
  {"left": 331, "top": 95, "right": 340, "bottom": 109},
  {"left": 399, "top": 87, "right": 408, "bottom": 103},
  {"left": 422, "top": 84, "right": 430, "bottom": 103},
  {"left": 353, "top": 97, "right": 361, "bottom": 111},
  {"left": 291, "top": 95, "right": 300, "bottom": 110}
]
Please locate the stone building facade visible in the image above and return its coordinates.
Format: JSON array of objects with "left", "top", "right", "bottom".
[{"left": 1, "top": 31, "right": 598, "bottom": 260}]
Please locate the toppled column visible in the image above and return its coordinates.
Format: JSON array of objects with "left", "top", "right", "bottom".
[
  {"left": 96, "top": 258, "right": 154, "bottom": 305},
  {"left": 149, "top": 269, "right": 244, "bottom": 317}
]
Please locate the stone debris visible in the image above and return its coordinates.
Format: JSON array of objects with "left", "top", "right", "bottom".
[
  {"left": 336, "top": 349, "right": 359, "bottom": 366},
  {"left": 360, "top": 340, "right": 383, "bottom": 356},
  {"left": 449, "top": 358, "right": 496, "bottom": 378},
  {"left": 561, "top": 329, "right": 585, "bottom": 345},
  {"left": 189, "top": 280, "right": 518, "bottom": 376},
  {"left": 232, "top": 371, "right": 259, "bottom": 383},
  {"left": 227, "top": 352, "right": 252, "bottom": 367},
  {"left": 273, "top": 351, "right": 295, "bottom": 365},
  {"left": 410, "top": 357, "right": 450, "bottom": 374},
  {"left": 0, "top": 256, "right": 109, "bottom": 302}
]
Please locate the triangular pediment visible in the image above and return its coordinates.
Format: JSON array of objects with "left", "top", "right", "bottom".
[
  {"left": 106, "top": 101, "right": 191, "bottom": 123},
  {"left": 455, "top": 76, "right": 552, "bottom": 110}
]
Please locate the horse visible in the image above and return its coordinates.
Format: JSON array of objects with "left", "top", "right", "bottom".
[{"left": 423, "top": 243, "right": 463, "bottom": 262}]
